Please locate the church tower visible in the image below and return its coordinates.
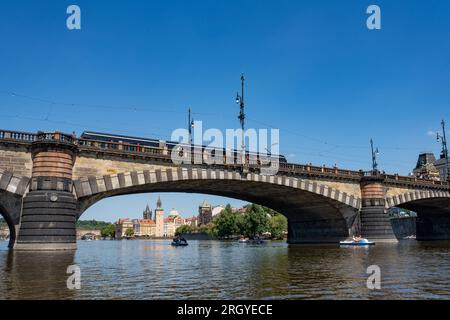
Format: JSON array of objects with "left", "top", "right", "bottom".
[
  {"left": 155, "top": 196, "right": 165, "bottom": 237},
  {"left": 143, "top": 204, "right": 152, "bottom": 220},
  {"left": 198, "top": 200, "right": 212, "bottom": 225}
]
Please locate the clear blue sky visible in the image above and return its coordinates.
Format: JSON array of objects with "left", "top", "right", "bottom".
[{"left": 1, "top": 1, "right": 449, "bottom": 222}]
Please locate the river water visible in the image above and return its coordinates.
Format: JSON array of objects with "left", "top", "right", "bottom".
[{"left": 0, "top": 239, "right": 449, "bottom": 300}]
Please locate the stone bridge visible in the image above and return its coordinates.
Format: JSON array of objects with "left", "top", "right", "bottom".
[{"left": 1, "top": 129, "right": 449, "bottom": 250}]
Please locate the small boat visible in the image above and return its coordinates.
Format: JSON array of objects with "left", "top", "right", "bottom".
[
  {"left": 171, "top": 238, "right": 188, "bottom": 246},
  {"left": 340, "top": 238, "right": 375, "bottom": 246},
  {"left": 238, "top": 237, "right": 266, "bottom": 244}
]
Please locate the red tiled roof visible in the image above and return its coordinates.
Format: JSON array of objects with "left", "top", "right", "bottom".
[
  {"left": 139, "top": 219, "right": 155, "bottom": 225},
  {"left": 164, "top": 216, "right": 184, "bottom": 223},
  {"left": 116, "top": 218, "right": 132, "bottom": 224}
]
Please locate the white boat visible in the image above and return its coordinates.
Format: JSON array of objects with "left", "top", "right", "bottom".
[{"left": 340, "top": 238, "right": 375, "bottom": 246}]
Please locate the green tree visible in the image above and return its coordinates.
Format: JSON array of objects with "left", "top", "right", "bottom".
[
  {"left": 175, "top": 224, "right": 193, "bottom": 236},
  {"left": 100, "top": 224, "right": 116, "bottom": 238},
  {"left": 214, "top": 204, "right": 239, "bottom": 238},
  {"left": 241, "top": 204, "right": 270, "bottom": 238},
  {"left": 76, "top": 219, "right": 111, "bottom": 230},
  {"left": 269, "top": 214, "right": 288, "bottom": 239},
  {"left": 198, "top": 222, "right": 217, "bottom": 237},
  {"left": 124, "top": 228, "right": 134, "bottom": 237}
]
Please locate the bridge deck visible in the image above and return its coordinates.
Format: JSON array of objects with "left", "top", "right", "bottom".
[{"left": 1, "top": 129, "right": 449, "bottom": 190}]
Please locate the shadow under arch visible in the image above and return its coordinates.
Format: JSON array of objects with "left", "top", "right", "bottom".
[
  {"left": 77, "top": 178, "right": 360, "bottom": 243},
  {"left": 396, "top": 197, "right": 450, "bottom": 240},
  {"left": 0, "top": 191, "right": 22, "bottom": 249}
]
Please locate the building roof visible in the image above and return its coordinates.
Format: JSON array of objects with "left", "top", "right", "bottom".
[
  {"left": 435, "top": 157, "right": 449, "bottom": 166},
  {"left": 116, "top": 218, "right": 132, "bottom": 224},
  {"left": 139, "top": 219, "right": 155, "bottom": 225},
  {"left": 415, "top": 153, "right": 437, "bottom": 169},
  {"left": 200, "top": 200, "right": 211, "bottom": 208},
  {"left": 168, "top": 208, "right": 180, "bottom": 217},
  {"left": 164, "top": 216, "right": 184, "bottom": 223},
  {"left": 231, "top": 207, "right": 247, "bottom": 213}
]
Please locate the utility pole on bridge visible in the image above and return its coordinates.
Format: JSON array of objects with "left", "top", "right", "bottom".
[
  {"left": 437, "top": 119, "right": 450, "bottom": 182},
  {"left": 235, "top": 73, "right": 247, "bottom": 172},
  {"left": 188, "top": 107, "right": 194, "bottom": 145},
  {"left": 370, "top": 138, "right": 379, "bottom": 173}
]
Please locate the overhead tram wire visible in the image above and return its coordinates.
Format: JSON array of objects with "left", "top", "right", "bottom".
[
  {"left": 1, "top": 111, "right": 415, "bottom": 171},
  {"left": 1, "top": 112, "right": 171, "bottom": 141},
  {"left": 1, "top": 89, "right": 365, "bottom": 148},
  {"left": 0, "top": 89, "right": 433, "bottom": 156},
  {"left": 0, "top": 90, "right": 187, "bottom": 115}
]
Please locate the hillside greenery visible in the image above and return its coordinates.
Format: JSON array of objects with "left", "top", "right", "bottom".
[{"left": 76, "top": 220, "right": 112, "bottom": 230}]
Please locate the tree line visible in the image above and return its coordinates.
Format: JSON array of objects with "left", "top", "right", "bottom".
[
  {"left": 176, "top": 204, "right": 288, "bottom": 240},
  {"left": 76, "top": 220, "right": 116, "bottom": 238}
]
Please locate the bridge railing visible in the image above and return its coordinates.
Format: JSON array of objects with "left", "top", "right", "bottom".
[
  {"left": 278, "top": 162, "right": 362, "bottom": 178},
  {"left": 0, "top": 130, "right": 37, "bottom": 142},
  {"left": 35, "top": 131, "right": 77, "bottom": 144}
]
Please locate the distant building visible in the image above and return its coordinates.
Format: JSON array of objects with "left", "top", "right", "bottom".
[
  {"left": 115, "top": 218, "right": 133, "bottom": 239},
  {"left": 413, "top": 152, "right": 446, "bottom": 181},
  {"left": 198, "top": 200, "right": 212, "bottom": 225},
  {"left": 232, "top": 207, "right": 247, "bottom": 214},
  {"left": 161, "top": 208, "right": 184, "bottom": 237},
  {"left": 184, "top": 216, "right": 198, "bottom": 227},
  {"left": 116, "top": 196, "right": 219, "bottom": 239},
  {"left": 211, "top": 205, "right": 225, "bottom": 217},
  {"left": 143, "top": 205, "right": 152, "bottom": 220},
  {"left": 155, "top": 196, "right": 165, "bottom": 237},
  {"left": 133, "top": 218, "right": 156, "bottom": 237},
  {"left": 434, "top": 155, "right": 450, "bottom": 181}
]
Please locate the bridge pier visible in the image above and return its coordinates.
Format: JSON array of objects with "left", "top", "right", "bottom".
[
  {"left": 359, "top": 175, "right": 397, "bottom": 242},
  {"left": 416, "top": 214, "right": 450, "bottom": 240},
  {"left": 15, "top": 132, "right": 78, "bottom": 251},
  {"left": 287, "top": 218, "right": 349, "bottom": 244}
]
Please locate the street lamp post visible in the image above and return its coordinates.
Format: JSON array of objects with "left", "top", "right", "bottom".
[
  {"left": 370, "top": 138, "right": 379, "bottom": 173},
  {"left": 437, "top": 119, "right": 450, "bottom": 182},
  {"left": 235, "top": 73, "right": 246, "bottom": 171}
]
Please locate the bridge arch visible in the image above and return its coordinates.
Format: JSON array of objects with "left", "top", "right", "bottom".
[
  {"left": 0, "top": 171, "right": 30, "bottom": 248},
  {"left": 386, "top": 190, "right": 450, "bottom": 209},
  {"left": 75, "top": 167, "right": 362, "bottom": 243},
  {"left": 386, "top": 190, "right": 450, "bottom": 240}
]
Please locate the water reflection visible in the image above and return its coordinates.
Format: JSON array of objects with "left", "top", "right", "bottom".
[
  {"left": 1, "top": 240, "right": 450, "bottom": 299},
  {"left": 0, "top": 249, "right": 76, "bottom": 299}
]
